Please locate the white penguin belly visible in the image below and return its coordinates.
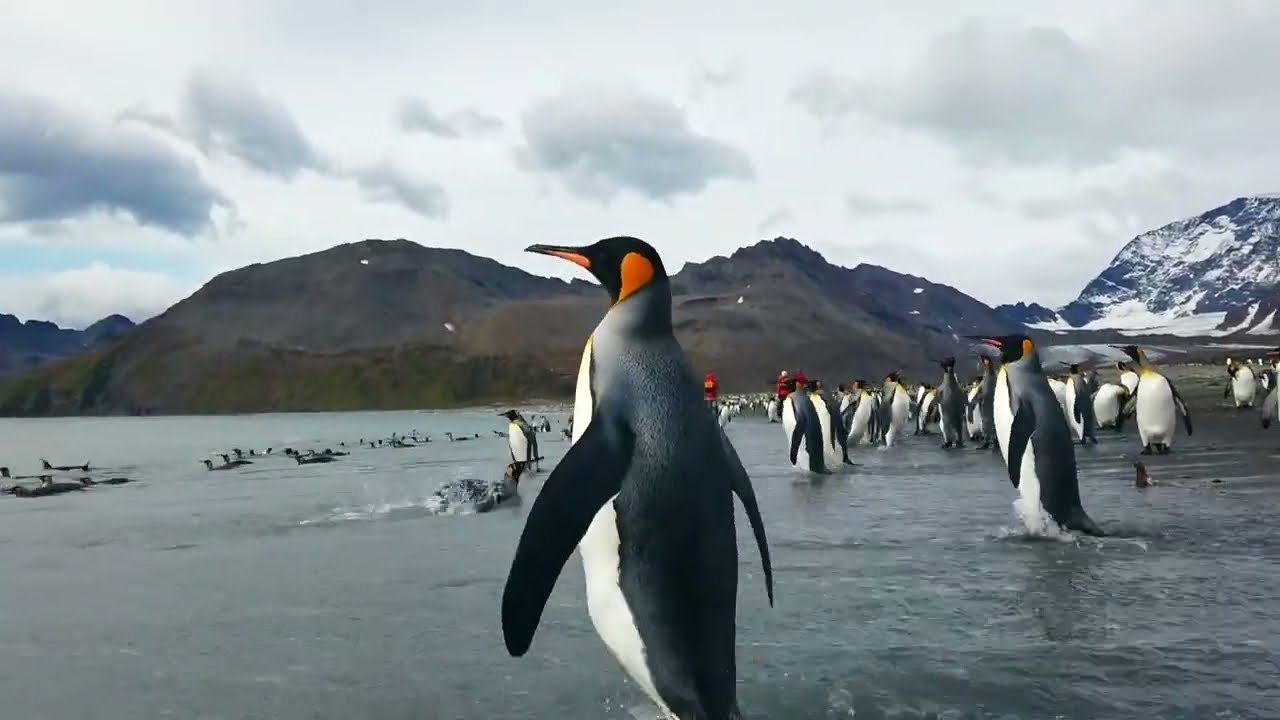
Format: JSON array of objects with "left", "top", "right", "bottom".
[
  {"left": 1048, "top": 379, "right": 1068, "bottom": 421},
  {"left": 887, "top": 391, "right": 910, "bottom": 446},
  {"left": 992, "top": 368, "right": 1052, "bottom": 534},
  {"left": 1121, "top": 372, "right": 1139, "bottom": 395},
  {"left": 1094, "top": 385, "right": 1122, "bottom": 427},
  {"left": 1137, "top": 373, "right": 1176, "bottom": 445},
  {"left": 967, "top": 387, "right": 983, "bottom": 437},
  {"left": 508, "top": 422, "right": 529, "bottom": 461},
  {"left": 811, "top": 394, "right": 842, "bottom": 468},
  {"left": 1233, "top": 371, "right": 1257, "bottom": 407},
  {"left": 1064, "top": 382, "right": 1083, "bottom": 440},
  {"left": 570, "top": 338, "right": 666, "bottom": 713},
  {"left": 849, "top": 400, "right": 872, "bottom": 445}
]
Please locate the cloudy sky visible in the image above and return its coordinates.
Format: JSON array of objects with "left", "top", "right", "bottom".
[{"left": 2, "top": 0, "right": 1277, "bottom": 328}]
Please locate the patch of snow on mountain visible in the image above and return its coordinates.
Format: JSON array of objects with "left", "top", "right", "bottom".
[
  {"left": 1070, "top": 299, "right": 1229, "bottom": 337},
  {"left": 1245, "top": 310, "right": 1279, "bottom": 334}
]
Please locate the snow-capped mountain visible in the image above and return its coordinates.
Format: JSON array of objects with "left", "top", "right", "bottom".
[{"left": 1001, "top": 195, "right": 1280, "bottom": 337}]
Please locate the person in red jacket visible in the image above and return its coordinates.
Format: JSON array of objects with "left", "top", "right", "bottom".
[
  {"left": 704, "top": 372, "right": 720, "bottom": 403},
  {"left": 775, "top": 370, "right": 791, "bottom": 402}
]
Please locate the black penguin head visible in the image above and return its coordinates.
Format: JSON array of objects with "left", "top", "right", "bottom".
[
  {"left": 499, "top": 409, "right": 518, "bottom": 421},
  {"left": 526, "top": 236, "right": 668, "bottom": 306},
  {"left": 837, "top": 383, "right": 847, "bottom": 393},
  {"left": 939, "top": 356, "right": 956, "bottom": 372},
  {"left": 968, "top": 334, "right": 1035, "bottom": 364},
  {"left": 1112, "top": 345, "right": 1143, "bottom": 363}
]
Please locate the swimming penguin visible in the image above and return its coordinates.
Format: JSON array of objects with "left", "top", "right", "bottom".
[
  {"left": 1224, "top": 360, "right": 1258, "bottom": 409},
  {"left": 1114, "top": 345, "right": 1193, "bottom": 455},
  {"left": 1061, "top": 363, "right": 1099, "bottom": 446},
  {"left": 845, "top": 380, "right": 880, "bottom": 447},
  {"left": 969, "top": 334, "right": 1104, "bottom": 537},
  {"left": 936, "top": 358, "right": 966, "bottom": 450},
  {"left": 782, "top": 378, "right": 828, "bottom": 473},
  {"left": 880, "top": 372, "right": 913, "bottom": 447},
  {"left": 500, "top": 409, "right": 541, "bottom": 473},
  {"left": 41, "top": 459, "right": 90, "bottom": 472},
  {"left": 1092, "top": 382, "right": 1130, "bottom": 429},
  {"left": 503, "top": 237, "right": 773, "bottom": 720},
  {"left": 432, "top": 461, "right": 526, "bottom": 514}
]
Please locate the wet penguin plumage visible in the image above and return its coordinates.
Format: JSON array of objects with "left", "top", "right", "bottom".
[
  {"left": 502, "top": 237, "right": 773, "bottom": 720},
  {"left": 936, "top": 358, "right": 966, "bottom": 449},
  {"left": 1115, "top": 345, "right": 1192, "bottom": 455},
  {"left": 970, "top": 334, "right": 1104, "bottom": 537}
]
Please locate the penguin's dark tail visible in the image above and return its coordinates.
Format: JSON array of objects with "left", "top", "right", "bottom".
[{"left": 1067, "top": 507, "right": 1106, "bottom": 537}]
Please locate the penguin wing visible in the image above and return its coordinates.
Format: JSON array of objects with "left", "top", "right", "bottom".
[
  {"left": 501, "top": 415, "right": 633, "bottom": 657},
  {"left": 1223, "top": 382, "right": 1233, "bottom": 400},
  {"left": 1006, "top": 400, "right": 1037, "bottom": 489},
  {"left": 1261, "top": 389, "right": 1278, "bottom": 428},
  {"left": 718, "top": 430, "right": 774, "bottom": 606},
  {"left": 1166, "top": 378, "right": 1193, "bottom": 436}
]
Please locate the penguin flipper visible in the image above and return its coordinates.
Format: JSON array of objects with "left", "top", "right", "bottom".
[
  {"left": 1006, "top": 402, "right": 1036, "bottom": 489},
  {"left": 1167, "top": 378, "right": 1193, "bottom": 436},
  {"left": 719, "top": 431, "right": 774, "bottom": 606},
  {"left": 789, "top": 423, "right": 803, "bottom": 466},
  {"left": 501, "top": 416, "right": 632, "bottom": 657}
]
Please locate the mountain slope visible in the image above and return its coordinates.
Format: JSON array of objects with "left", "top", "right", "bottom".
[
  {"left": 0, "top": 237, "right": 1027, "bottom": 416},
  {"left": 1046, "top": 196, "right": 1280, "bottom": 336},
  {"left": 0, "top": 312, "right": 137, "bottom": 376}
]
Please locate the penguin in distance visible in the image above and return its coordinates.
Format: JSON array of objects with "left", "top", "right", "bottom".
[
  {"left": 500, "top": 409, "right": 541, "bottom": 472},
  {"left": 502, "top": 237, "right": 774, "bottom": 720},
  {"left": 1114, "top": 345, "right": 1193, "bottom": 455}
]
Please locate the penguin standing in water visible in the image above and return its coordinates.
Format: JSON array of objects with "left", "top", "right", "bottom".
[
  {"left": 500, "top": 410, "right": 541, "bottom": 472},
  {"left": 880, "top": 372, "right": 913, "bottom": 447},
  {"left": 1061, "top": 363, "right": 1099, "bottom": 446},
  {"left": 969, "top": 334, "right": 1104, "bottom": 537},
  {"left": 1115, "top": 345, "right": 1193, "bottom": 455},
  {"left": 782, "top": 378, "right": 828, "bottom": 473},
  {"left": 936, "top": 358, "right": 966, "bottom": 449},
  {"left": 969, "top": 354, "right": 1000, "bottom": 452},
  {"left": 1258, "top": 349, "right": 1279, "bottom": 429},
  {"left": 1224, "top": 360, "right": 1257, "bottom": 409},
  {"left": 503, "top": 237, "right": 773, "bottom": 720},
  {"left": 845, "top": 380, "right": 880, "bottom": 447},
  {"left": 811, "top": 380, "right": 853, "bottom": 468}
]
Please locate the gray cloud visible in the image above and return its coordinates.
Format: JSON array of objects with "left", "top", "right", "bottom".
[
  {"left": 1015, "top": 168, "right": 1205, "bottom": 239},
  {"left": 0, "top": 88, "right": 227, "bottom": 236},
  {"left": 790, "top": 5, "right": 1280, "bottom": 168},
  {"left": 515, "top": 88, "right": 754, "bottom": 202},
  {"left": 179, "top": 68, "right": 327, "bottom": 178},
  {"left": 394, "top": 97, "right": 503, "bottom": 138},
  {"left": 846, "top": 193, "right": 931, "bottom": 216},
  {"left": 349, "top": 162, "right": 449, "bottom": 219},
  {"left": 757, "top": 207, "right": 792, "bottom": 232}
]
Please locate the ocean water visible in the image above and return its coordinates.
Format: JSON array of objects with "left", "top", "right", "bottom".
[{"left": 1, "top": 409, "right": 1278, "bottom": 719}]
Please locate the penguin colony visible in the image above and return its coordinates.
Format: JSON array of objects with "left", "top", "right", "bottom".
[{"left": 493, "top": 237, "right": 1276, "bottom": 720}]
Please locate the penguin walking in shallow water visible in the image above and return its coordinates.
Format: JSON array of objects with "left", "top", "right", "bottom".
[
  {"left": 1114, "top": 345, "right": 1193, "bottom": 455},
  {"left": 503, "top": 237, "right": 773, "bottom": 720},
  {"left": 936, "top": 358, "right": 966, "bottom": 450},
  {"left": 782, "top": 378, "right": 828, "bottom": 473},
  {"left": 845, "top": 380, "right": 880, "bottom": 447},
  {"left": 501, "top": 410, "right": 541, "bottom": 472},
  {"left": 969, "top": 334, "right": 1104, "bottom": 537},
  {"left": 880, "top": 373, "right": 913, "bottom": 447},
  {"left": 811, "top": 380, "right": 853, "bottom": 468},
  {"left": 1061, "top": 363, "right": 1099, "bottom": 446}
]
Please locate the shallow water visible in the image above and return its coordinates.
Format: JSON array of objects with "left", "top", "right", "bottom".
[{"left": 1, "top": 409, "right": 1278, "bottom": 719}]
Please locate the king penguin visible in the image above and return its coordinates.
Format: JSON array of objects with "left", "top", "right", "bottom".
[
  {"left": 782, "top": 378, "right": 828, "bottom": 473},
  {"left": 1114, "top": 345, "right": 1193, "bottom": 455},
  {"left": 811, "top": 380, "right": 853, "bottom": 468},
  {"left": 845, "top": 380, "right": 880, "bottom": 447},
  {"left": 972, "top": 354, "right": 1000, "bottom": 452},
  {"left": 1224, "top": 360, "right": 1258, "bottom": 409},
  {"left": 1259, "top": 349, "right": 1279, "bottom": 429},
  {"left": 936, "top": 358, "right": 966, "bottom": 450},
  {"left": 502, "top": 237, "right": 774, "bottom": 720},
  {"left": 1060, "top": 364, "right": 1099, "bottom": 446},
  {"left": 500, "top": 409, "right": 541, "bottom": 472},
  {"left": 969, "top": 334, "right": 1104, "bottom": 537},
  {"left": 880, "top": 372, "right": 913, "bottom": 447},
  {"left": 1116, "top": 362, "right": 1140, "bottom": 396}
]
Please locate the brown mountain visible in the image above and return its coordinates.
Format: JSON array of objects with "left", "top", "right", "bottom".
[
  {"left": 0, "top": 237, "right": 1027, "bottom": 416},
  {"left": 0, "top": 313, "right": 136, "bottom": 376}
]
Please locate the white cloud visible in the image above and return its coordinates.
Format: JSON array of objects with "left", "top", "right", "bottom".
[
  {"left": 0, "top": 263, "right": 193, "bottom": 329},
  {"left": 0, "top": 0, "right": 1276, "bottom": 321}
]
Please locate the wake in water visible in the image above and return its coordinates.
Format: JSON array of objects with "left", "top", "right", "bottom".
[{"left": 297, "top": 463, "right": 524, "bottom": 526}]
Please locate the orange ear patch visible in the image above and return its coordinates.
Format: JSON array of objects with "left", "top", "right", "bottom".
[
  {"left": 1021, "top": 338, "right": 1035, "bottom": 356},
  {"left": 617, "top": 251, "right": 655, "bottom": 303}
]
